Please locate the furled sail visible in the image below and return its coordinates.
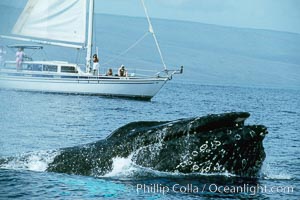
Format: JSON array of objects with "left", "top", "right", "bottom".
[{"left": 12, "top": 0, "right": 86, "bottom": 44}]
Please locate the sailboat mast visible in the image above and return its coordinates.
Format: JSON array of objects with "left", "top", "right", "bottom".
[{"left": 86, "top": 0, "right": 94, "bottom": 72}]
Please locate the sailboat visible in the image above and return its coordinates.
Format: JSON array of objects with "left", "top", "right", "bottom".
[{"left": 0, "top": 0, "right": 182, "bottom": 100}]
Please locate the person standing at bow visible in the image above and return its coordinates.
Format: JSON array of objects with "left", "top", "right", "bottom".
[{"left": 92, "top": 54, "right": 100, "bottom": 76}]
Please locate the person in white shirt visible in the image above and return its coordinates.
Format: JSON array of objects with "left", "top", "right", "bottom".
[{"left": 92, "top": 54, "right": 100, "bottom": 76}]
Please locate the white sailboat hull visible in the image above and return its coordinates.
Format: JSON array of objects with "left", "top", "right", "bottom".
[{"left": 0, "top": 71, "right": 168, "bottom": 100}]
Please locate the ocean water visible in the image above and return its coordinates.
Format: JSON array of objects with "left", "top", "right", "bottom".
[
  {"left": 1, "top": 3, "right": 300, "bottom": 199},
  {"left": 0, "top": 82, "right": 299, "bottom": 199}
]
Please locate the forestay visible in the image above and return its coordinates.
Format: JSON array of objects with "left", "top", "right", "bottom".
[{"left": 12, "top": 0, "right": 86, "bottom": 44}]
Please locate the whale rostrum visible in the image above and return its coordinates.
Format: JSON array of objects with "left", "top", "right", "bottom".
[{"left": 47, "top": 112, "right": 268, "bottom": 177}]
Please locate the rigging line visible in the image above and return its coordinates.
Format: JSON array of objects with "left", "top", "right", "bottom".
[
  {"left": 140, "top": 0, "right": 167, "bottom": 70},
  {"left": 102, "top": 31, "right": 149, "bottom": 66},
  {"left": 41, "top": 49, "right": 48, "bottom": 61},
  {"left": 30, "top": 48, "right": 42, "bottom": 59}
]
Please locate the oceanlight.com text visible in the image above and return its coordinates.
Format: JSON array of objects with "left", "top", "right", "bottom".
[
  {"left": 207, "top": 184, "right": 294, "bottom": 195},
  {"left": 136, "top": 183, "right": 295, "bottom": 195}
]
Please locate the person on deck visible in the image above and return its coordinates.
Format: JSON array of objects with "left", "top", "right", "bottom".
[
  {"left": 118, "top": 65, "right": 127, "bottom": 77},
  {"left": 106, "top": 68, "right": 113, "bottom": 76},
  {"left": 16, "top": 48, "right": 25, "bottom": 71},
  {"left": 92, "top": 54, "right": 99, "bottom": 76}
]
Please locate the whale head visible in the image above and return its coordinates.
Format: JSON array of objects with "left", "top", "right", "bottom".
[{"left": 47, "top": 112, "right": 267, "bottom": 177}]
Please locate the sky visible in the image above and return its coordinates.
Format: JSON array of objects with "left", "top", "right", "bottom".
[
  {"left": 1, "top": 0, "right": 300, "bottom": 34},
  {"left": 97, "top": 0, "right": 300, "bottom": 34}
]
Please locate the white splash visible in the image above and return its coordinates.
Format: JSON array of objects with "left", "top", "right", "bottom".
[
  {"left": 104, "top": 154, "right": 135, "bottom": 177},
  {"left": 261, "top": 163, "right": 293, "bottom": 180},
  {"left": 2, "top": 150, "right": 59, "bottom": 172}
]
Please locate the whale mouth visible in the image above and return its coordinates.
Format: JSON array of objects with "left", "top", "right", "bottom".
[{"left": 104, "top": 154, "right": 240, "bottom": 178}]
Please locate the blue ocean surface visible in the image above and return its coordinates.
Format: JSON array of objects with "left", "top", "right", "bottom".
[{"left": 0, "top": 82, "right": 299, "bottom": 199}]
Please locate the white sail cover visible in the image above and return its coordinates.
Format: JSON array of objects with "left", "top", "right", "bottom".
[{"left": 12, "top": 0, "right": 86, "bottom": 44}]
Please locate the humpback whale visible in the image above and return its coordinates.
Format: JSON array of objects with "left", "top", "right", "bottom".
[{"left": 47, "top": 112, "right": 268, "bottom": 177}]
